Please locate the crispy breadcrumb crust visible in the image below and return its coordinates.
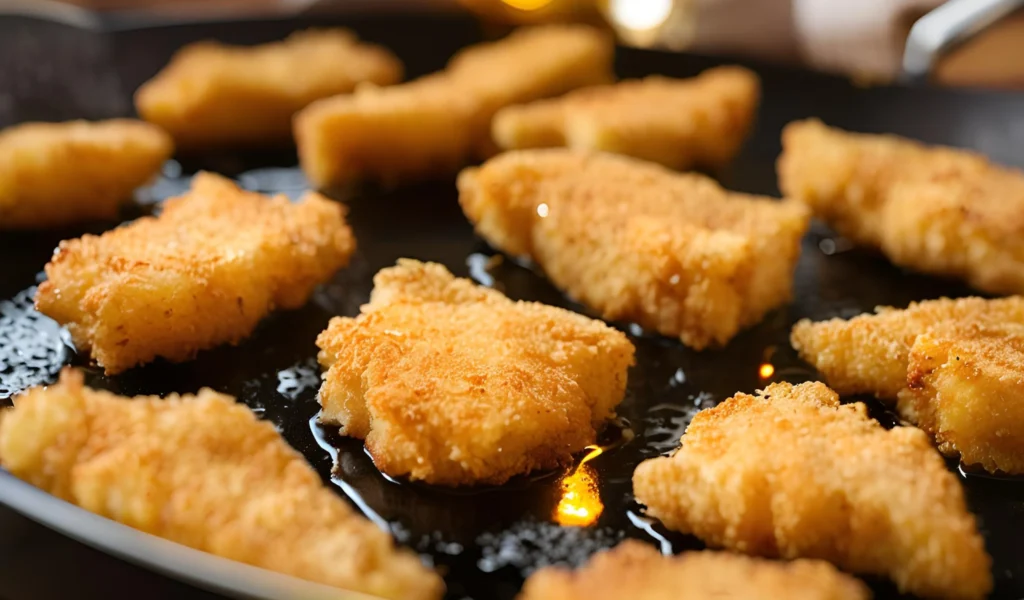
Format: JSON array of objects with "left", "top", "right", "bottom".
[
  {"left": 518, "top": 540, "right": 870, "bottom": 600},
  {"left": 778, "top": 119, "right": 1024, "bottom": 294},
  {"left": 0, "top": 119, "right": 172, "bottom": 229},
  {"left": 493, "top": 66, "right": 760, "bottom": 170},
  {"left": 136, "top": 29, "right": 402, "bottom": 148},
  {"left": 0, "top": 370, "right": 443, "bottom": 599},
  {"left": 633, "top": 382, "right": 991, "bottom": 600},
  {"left": 35, "top": 172, "right": 355, "bottom": 374},
  {"left": 458, "top": 149, "right": 809, "bottom": 349},
  {"left": 295, "top": 25, "right": 613, "bottom": 187},
  {"left": 316, "top": 259, "right": 635, "bottom": 486}
]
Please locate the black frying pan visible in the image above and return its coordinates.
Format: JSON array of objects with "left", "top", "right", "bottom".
[{"left": 1, "top": 9, "right": 1023, "bottom": 600}]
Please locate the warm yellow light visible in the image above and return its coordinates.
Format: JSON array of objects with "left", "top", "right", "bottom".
[
  {"left": 608, "top": 0, "right": 673, "bottom": 30},
  {"left": 759, "top": 363, "right": 775, "bottom": 379},
  {"left": 537, "top": 203, "right": 549, "bottom": 218},
  {"left": 502, "top": 0, "right": 556, "bottom": 11},
  {"left": 554, "top": 445, "right": 604, "bottom": 527}
]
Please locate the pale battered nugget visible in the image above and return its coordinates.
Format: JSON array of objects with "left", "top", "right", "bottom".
[
  {"left": 0, "top": 119, "right": 172, "bottom": 229},
  {"left": 493, "top": 66, "right": 759, "bottom": 170},
  {"left": 519, "top": 540, "right": 870, "bottom": 600},
  {"left": 316, "top": 259, "right": 634, "bottom": 486},
  {"left": 0, "top": 370, "right": 443, "bottom": 599},
  {"left": 36, "top": 172, "right": 354, "bottom": 374},
  {"left": 779, "top": 119, "right": 1024, "bottom": 294},
  {"left": 136, "top": 29, "right": 402, "bottom": 147},
  {"left": 458, "top": 150, "right": 809, "bottom": 349},
  {"left": 295, "top": 25, "right": 613, "bottom": 186},
  {"left": 633, "top": 382, "right": 991, "bottom": 600}
]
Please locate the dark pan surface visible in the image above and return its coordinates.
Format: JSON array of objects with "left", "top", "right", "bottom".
[{"left": 2, "top": 11, "right": 1024, "bottom": 600}]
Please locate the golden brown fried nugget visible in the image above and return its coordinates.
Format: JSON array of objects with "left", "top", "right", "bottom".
[
  {"left": 136, "top": 29, "right": 402, "bottom": 148},
  {"left": 0, "top": 370, "right": 443, "bottom": 599},
  {"left": 778, "top": 119, "right": 1024, "bottom": 294},
  {"left": 295, "top": 25, "right": 613, "bottom": 186},
  {"left": 0, "top": 119, "right": 172, "bottom": 229},
  {"left": 459, "top": 149, "right": 809, "bottom": 349},
  {"left": 518, "top": 540, "right": 870, "bottom": 600},
  {"left": 493, "top": 66, "right": 759, "bottom": 170},
  {"left": 36, "top": 172, "right": 354, "bottom": 374},
  {"left": 316, "top": 259, "right": 634, "bottom": 486},
  {"left": 633, "top": 382, "right": 991, "bottom": 600}
]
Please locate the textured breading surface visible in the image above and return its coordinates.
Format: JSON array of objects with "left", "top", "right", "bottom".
[
  {"left": 458, "top": 149, "right": 809, "bottom": 349},
  {"left": 632, "top": 382, "right": 991, "bottom": 600},
  {"left": 295, "top": 25, "right": 613, "bottom": 187},
  {"left": 36, "top": 172, "right": 354, "bottom": 374},
  {"left": 778, "top": 119, "right": 1024, "bottom": 294},
  {"left": 492, "top": 66, "right": 759, "bottom": 170},
  {"left": 0, "top": 119, "right": 172, "bottom": 229},
  {"left": 136, "top": 29, "right": 402, "bottom": 147},
  {"left": 316, "top": 259, "right": 634, "bottom": 486},
  {"left": 0, "top": 370, "right": 443, "bottom": 599},
  {"left": 518, "top": 540, "right": 870, "bottom": 600}
]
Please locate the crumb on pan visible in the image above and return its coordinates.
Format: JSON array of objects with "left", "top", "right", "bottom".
[
  {"left": 315, "top": 259, "right": 635, "bottom": 486},
  {"left": 493, "top": 66, "right": 760, "bottom": 170},
  {"left": 135, "top": 28, "right": 402, "bottom": 147},
  {"left": 35, "top": 172, "right": 355, "bottom": 374},
  {"left": 0, "top": 119, "right": 172, "bottom": 229},
  {"left": 0, "top": 369, "right": 443, "bottom": 599},
  {"left": 295, "top": 25, "right": 613, "bottom": 187},
  {"left": 633, "top": 381, "right": 991, "bottom": 600},
  {"left": 518, "top": 539, "right": 870, "bottom": 600},
  {"left": 458, "top": 149, "right": 809, "bottom": 350},
  {"left": 778, "top": 119, "right": 1024, "bottom": 295}
]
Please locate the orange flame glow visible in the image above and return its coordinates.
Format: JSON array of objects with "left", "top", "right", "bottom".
[
  {"left": 554, "top": 445, "right": 604, "bottom": 527},
  {"left": 759, "top": 363, "right": 775, "bottom": 379}
]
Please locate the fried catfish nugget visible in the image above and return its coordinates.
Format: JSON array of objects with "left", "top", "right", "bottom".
[
  {"left": 0, "top": 119, "right": 172, "bottom": 229},
  {"left": 136, "top": 29, "right": 401, "bottom": 148},
  {"left": 519, "top": 540, "right": 870, "bottom": 600},
  {"left": 779, "top": 119, "right": 1024, "bottom": 294},
  {"left": 36, "top": 172, "right": 354, "bottom": 374},
  {"left": 316, "top": 259, "right": 634, "bottom": 486},
  {"left": 0, "top": 370, "right": 443, "bottom": 599},
  {"left": 633, "top": 382, "right": 991, "bottom": 600},
  {"left": 295, "top": 25, "right": 612, "bottom": 186},
  {"left": 459, "top": 150, "right": 809, "bottom": 349},
  {"left": 493, "top": 66, "right": 759, "bottom": 170}
]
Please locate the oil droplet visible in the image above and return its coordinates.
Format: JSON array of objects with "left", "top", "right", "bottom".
[
  {"left": 759, "top": 363, "right": 775, "bottom": 379},
  {"left": 554, "top": 445, "right": 604, "bottom": 527},
  {"left": 669, "top": 367, "right": 686, "bottom": 386}
]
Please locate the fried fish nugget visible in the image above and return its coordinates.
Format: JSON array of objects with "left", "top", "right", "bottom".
[
  {"left": 0, "top": 370, "right": 443, "bottom": 599},
  {"left": 295, "top": 25, "right": 613, "bottom": 187},
  {"left": 519, "top": 540, "right": 870, "bottom": 600},
  {"left": 36, "top": 172, "right": 354, "bottom": 374},
  {"left": 790, "top": 296, "right": 1024, "bottom": 399},
  {"left": 136, "top": 29, "right": 402, "bottom": 148},
  {"left": 493, "top": 66, "right": 760, "bottom": 170},
  {"left": 0, "top": 119, "right": 172, "bottom": 229},
  {"left": 458, "top": 149, "right": 809, "bottom": 349},
  {"left": 316, "top": 259, "right": 635, "bottom": 486},
  {"left": 778, "top": 119, "right": 1024, "bottom": 294},
  {"left": 901, "top": 323, "right": 1024, "bottom": 474},
  {"left": 633, "top": 382, "right": 991, "bottom": 600}
]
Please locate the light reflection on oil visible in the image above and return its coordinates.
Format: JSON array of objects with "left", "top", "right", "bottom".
[
  {"left": 554, "top": 445, "right": 604, "bottom": 527},
  {"left": 502, "top": 0, "right": 555, "bottom": 11},
  {"left": 759, "top": 362, "right": 775, "bottom": 379},
  {"left": 536, "top": 202, "right": 549, "bottom": 218}
]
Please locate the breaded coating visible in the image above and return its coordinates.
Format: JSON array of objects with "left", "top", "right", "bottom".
[
  {"left": 136, "top": 29, "right": 402, "bottom": 148},
  {"left": 458, "top": 149, "right": 809, "bottom": 349},
  {"left": 0, "top": 370, "right": 443, "bottom": 599},
  {"left": 791, "top": 296, "right": 1024, "bottom": 398},
  {"left": 493, "top": 66, "right": 760, "bottom": 170},
  {"left": 0, "top": 119, "right": 172, "bottom": 229},
  {"left": 316, "top": 259, "right": 635, "bottom": 486},
  {"left": 633, "top": 382, "right": 991, "bottom": 600},
  {"left": 778, "top": 119, "right": 1024, "bottom": 294},
  {"left": 36, "top": 172, "right": 354, "bottom": 374},
  {"left": 295, "top": 25, "right": 613, "bottom": 187},
  {"left": 518, "top": 540, "right": 870, "bottom": 600}
]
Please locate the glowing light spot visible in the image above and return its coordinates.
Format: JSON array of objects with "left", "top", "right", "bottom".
[
  {"left": 609, "top": 0, "right": 673, "bottom": 30},
  {"left": 554, "top": 445, "right": 604, "bottom": 527},
  {"left": 537, "top": 203, "right": 549, "bottom": 218},
  {"left": 502, "top": 0, "right": 555, "bottom": 11},
  {"left": 759, "top": 363, "right": 775, "bottom": 379}
]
